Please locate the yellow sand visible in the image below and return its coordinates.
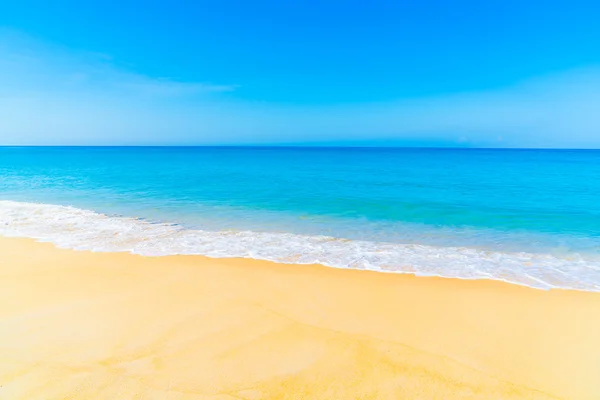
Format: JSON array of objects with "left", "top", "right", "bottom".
[{"left": 1, "top": 238, "right": 599, "bottom": 399}]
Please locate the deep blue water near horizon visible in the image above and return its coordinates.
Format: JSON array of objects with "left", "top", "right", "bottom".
[{"left": 1, "top": 146, "right": 600, "bottom": 290}]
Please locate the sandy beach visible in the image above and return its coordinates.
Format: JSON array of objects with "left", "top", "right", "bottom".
[{"left": 1, "top": 237, "right": 599, "bottom": 399}]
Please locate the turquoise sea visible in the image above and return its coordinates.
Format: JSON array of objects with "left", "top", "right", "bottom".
[{"left": 1, "top": 146, "right": 599, "bottom": 291}]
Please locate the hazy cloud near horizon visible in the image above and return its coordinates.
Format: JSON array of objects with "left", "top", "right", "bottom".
[{"left": 1, "top": 32, "right": 600, "bottom": 148}]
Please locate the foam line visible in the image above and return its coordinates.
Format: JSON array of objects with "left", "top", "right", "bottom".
[{"left": 1, "top": 200, "right": 599, "bottom": 291}]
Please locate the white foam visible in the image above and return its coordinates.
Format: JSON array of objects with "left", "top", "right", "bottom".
[{"left": 1, "top": 200, "right": 599, "bottom": 291}]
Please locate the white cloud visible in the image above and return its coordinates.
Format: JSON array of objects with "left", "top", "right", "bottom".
[
  {"left": 1, "top": 30, "right": 600, "bottom": 148},
  {"left": 0, "top": 30, "right": 235, "bottom": 98}
]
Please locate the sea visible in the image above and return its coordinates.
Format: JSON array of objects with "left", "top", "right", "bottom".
[{"left": 1, "top": 146, "right": 599, "bottom": 291}]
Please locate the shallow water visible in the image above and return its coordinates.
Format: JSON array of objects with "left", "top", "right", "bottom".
[{"left": 1, "top": 146, "right": 599, "bottom": 290}]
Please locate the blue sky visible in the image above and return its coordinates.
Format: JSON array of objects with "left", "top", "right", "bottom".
[{"left": 1, "top": 1, "right": 600, "bottom": 147}]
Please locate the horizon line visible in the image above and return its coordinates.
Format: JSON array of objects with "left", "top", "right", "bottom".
[{"left": 1, "top": 145, "right": 599, "bottom": 151}]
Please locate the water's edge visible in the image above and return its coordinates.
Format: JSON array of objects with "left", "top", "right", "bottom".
[{"left": 2, "top": 200, "right": 599, "bottom": 292}]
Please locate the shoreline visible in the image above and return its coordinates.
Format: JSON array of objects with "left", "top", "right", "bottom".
[
  {"left": 2, "top": 200, "right": 600, "bottom": 293},
  {"left": 1, "top": 237, "right": 600, "bottom": 399}
]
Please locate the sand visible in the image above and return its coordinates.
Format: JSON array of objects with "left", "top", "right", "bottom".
[{"left": 1, "top": 237, "right": 599, "bottom": 399}]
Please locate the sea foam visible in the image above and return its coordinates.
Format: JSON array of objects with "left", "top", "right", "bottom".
[{"left": 1, "top": 200, "right": 599, "bottom": 291}]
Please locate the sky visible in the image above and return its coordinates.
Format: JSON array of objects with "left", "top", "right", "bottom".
[{"left": 1, "top": 0, "right": 599, "bottom": 147}]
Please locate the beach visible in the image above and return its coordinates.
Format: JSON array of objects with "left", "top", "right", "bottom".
[
  {"left": 1, "top": 237, "right": 599, "bottom": 399},
  {"left": 3, "top": 2, "right": 600, "bottom": 398}
]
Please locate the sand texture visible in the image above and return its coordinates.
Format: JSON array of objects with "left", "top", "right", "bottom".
[{"left": 1, "top": 237, "right": 599, "bottom": 399}]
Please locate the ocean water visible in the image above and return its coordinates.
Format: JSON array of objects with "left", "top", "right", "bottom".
[{"left": 1, "top": 146, "right": 599, "bottom": 291}]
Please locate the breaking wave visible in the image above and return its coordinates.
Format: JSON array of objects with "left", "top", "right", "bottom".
[{"left": 1, "top": 200, "right": 599, "bottom": 291}]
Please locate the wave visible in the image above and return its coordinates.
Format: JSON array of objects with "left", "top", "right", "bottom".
[{"left": 1, "top": 200, "right": 599, "bottom": 292}]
